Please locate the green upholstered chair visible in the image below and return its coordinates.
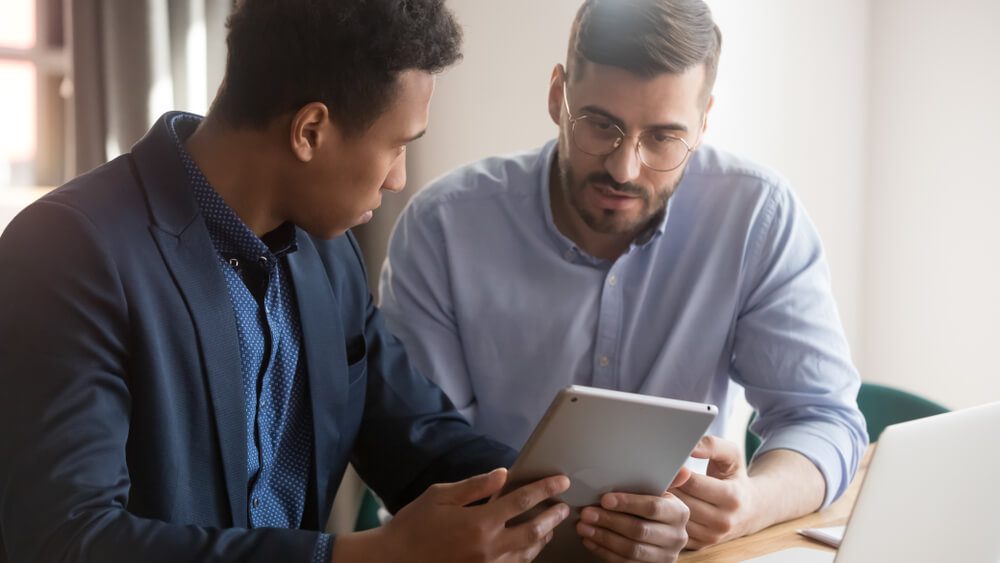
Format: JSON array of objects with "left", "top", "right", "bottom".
[
  {"left": 354, "top": 487, "right": 383, "bottom": 531},
  {"left": 744, "top": 382, "right": 949, "bottom": 465}
]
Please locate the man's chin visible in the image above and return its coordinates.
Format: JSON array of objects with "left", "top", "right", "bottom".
[
  {"left": 301, "top": 212, "right": 371, "bottom": 240},
  {"left": 352, "top": 210, "right": 374, "bottom": 226},
  {"left": 579, "top": 207, "right": 648, "bottom": 235}
]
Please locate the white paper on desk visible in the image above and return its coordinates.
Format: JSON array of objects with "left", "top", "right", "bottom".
[
  {"left": 797, "top": 525, "right": 845, "bottom": 548},
  {"left": 741, "top": 547, "right": 835, "bottom": 563}
]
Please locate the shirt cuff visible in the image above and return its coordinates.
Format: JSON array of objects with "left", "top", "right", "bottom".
[
  {"left": 751, "top": 422, "right": 863, "bottom": 508},
  {"left": 311, "top": 533, "right": 333, "bottom": 563}
]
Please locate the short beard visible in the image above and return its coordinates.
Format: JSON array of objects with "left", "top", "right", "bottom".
[{"left": 557, "top": 154, "right": 678, "bottom": 236}]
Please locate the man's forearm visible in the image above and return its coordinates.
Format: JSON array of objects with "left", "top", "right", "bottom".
[{"left": 745, "top": 448, "right": 826, "bottom": 532}]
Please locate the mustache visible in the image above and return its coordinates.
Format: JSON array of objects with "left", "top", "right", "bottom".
[{"left": 584, "top": 174, "right": 645, "bottom": 197}]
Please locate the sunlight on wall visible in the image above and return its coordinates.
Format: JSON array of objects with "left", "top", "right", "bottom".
[
  {"left": 147, "top": 0, "right": 175, "bottom": 128},
  {"left": 185, "top": 14, "right": 209, "bottom": 114}
]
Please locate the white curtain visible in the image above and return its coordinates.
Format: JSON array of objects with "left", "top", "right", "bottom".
[{"left": 70, "top": 0, "right": 231, "bottom": 174}]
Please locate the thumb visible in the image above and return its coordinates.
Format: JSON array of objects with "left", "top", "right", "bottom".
[
  {"left": 434, "top": 468, "right": 508, "bottom": 506},
  {"left": 692, "top": 435, "right": 743, "bottom": 478},
  {"left": 689, "top": 435, "right": 714, "bottom": 460},
  {"left": 668, "top": 465, "right": 693, "bottom": 490}
]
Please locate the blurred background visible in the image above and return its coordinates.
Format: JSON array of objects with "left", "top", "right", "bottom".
[{"left": 2, "top": 0, "right": 998, "bottom": 522}]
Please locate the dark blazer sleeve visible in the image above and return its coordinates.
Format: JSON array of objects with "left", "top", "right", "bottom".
[
  {"left": 342, "top": 234, "right": 518, "bottom": 514},
  {"left": 0, "top": 201, "right": 320, "bottom": 563}
]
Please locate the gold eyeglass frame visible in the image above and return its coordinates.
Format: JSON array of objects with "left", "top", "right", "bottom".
[{"left": 561, "top": 77, "right": 700, "bottom": 173}]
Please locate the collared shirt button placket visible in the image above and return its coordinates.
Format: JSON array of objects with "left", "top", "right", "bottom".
[{"left": 593, "top": 265, "right": 624, "bottom": 388}]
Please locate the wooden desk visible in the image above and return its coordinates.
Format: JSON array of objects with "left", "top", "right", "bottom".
[{"left": 679, "top": 446, "right": 873, "bottom": 562}]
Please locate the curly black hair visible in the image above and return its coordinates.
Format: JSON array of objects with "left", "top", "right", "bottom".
[{"left": 212, "top": 0, "right": 463, "bottom": 134}]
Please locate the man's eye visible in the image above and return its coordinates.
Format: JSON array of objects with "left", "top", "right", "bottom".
[
  {"left": 583, "top": 119, "right": 616, "bottom": 134},
  {"left": 649, "top": 132, "right": 680, "bottom": 145}
]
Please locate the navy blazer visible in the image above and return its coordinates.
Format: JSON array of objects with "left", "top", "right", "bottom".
[{"left": 0, "top": 113, "right": 516, "bottom": 562}]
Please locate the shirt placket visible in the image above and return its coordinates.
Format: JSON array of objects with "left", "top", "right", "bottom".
[
  {"left": 250, "top": 256, "right": 280, "bottom": 526},
  {"left": 592, "top": 261, "right": 625, "bottom": 389}
]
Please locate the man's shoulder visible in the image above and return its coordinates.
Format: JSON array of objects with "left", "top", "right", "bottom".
[
  {"left": 408, "top": 142, "right": 553, "bottom": 215},
  {"left": 684, "top": 144, "right": 791, "bottom": 197},
  {"left": 9, "top": 155, "right": 145, "bottom": 242}
]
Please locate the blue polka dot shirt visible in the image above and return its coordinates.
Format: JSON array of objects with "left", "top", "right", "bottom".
[{"left": 168, "top": 114, "right": 332, "bottom": 562}]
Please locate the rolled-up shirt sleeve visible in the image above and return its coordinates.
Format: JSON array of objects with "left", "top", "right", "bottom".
[{"left": 733, "top": 181, "right": 869, "bottom": 507}]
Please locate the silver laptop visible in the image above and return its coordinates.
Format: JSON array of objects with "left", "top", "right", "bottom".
[{"left": 747, "top": 401, "right": 1000, "bottom": 563}]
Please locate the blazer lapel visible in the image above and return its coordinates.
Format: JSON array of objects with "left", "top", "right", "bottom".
[
  {"left": 132, "top": 113, "right": 248, "bottom": 527},
  {"left": 151, "top": 226, "right": 248, "bottom": 527},
  {"left": 287, "top": 234, "right": 347, "bottom": 528}
]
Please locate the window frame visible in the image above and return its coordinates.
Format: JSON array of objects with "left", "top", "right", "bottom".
[{"left": 0, "top": 0, "right": 71, "bottom": 189}]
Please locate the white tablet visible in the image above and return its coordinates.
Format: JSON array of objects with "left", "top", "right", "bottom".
[{"left": 502, "top": 385, "right": 717, "bottom": 562}]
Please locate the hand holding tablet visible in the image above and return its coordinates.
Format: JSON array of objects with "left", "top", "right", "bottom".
[{"left": 499, "top": 385, "right": 717, "bottom": 562}]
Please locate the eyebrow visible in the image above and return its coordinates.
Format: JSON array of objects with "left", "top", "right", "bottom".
[
  {"left": 579, "top": 105, "right": 690, "bottom": 134},
  {"left": 400, "top": 129, "right": 427, "bottom": 144}
]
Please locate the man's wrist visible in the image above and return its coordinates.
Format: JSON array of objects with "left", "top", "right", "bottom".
[
  {"left": 330, "top": 527, "right": 398, "bottom": 562},
  {"left": 744, "top": 449, "right": 826, "bottom": 532}
]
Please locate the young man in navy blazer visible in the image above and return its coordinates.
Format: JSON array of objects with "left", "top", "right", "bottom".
[{"left": 0, "top": 1, "right": 583, "bottom": 561}]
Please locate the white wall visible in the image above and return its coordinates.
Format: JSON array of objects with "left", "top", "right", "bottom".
[
  {"left": 862, "top": 0, "right": 1000, "bottom": 408},
  {"left": 704, "top": 0, "right": 870, "bottom": 440},
  {"left": 705, "top": 0, "right": 869, "bottom": 363}
]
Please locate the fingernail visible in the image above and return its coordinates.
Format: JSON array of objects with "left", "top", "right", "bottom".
[
  {"left": 580, "top": 508, "right": 597, "bottom": 523},
  {"left": 602, "top": 495, "right": 618, "bottom": 509},
  {"left": 577, "top": 523, "right": 596, "bottom": 538},
  {"left": 560, "top": 505, "right": 570, "bottom": 519}
]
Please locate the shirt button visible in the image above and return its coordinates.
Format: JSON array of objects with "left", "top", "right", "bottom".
[
  {"left": 252, "top": 497, "right": 261, "bottom": 509},
  {"left": 608, "top": 274, "right": 618, "bottom": 286},
  {"left": 228, "top": 257, "right": 240, "bottom": 268},
  {"left": 598, "top": 356, "right": 609, "bottom": 368},
  {"left": 258, "top": 255, "right": 269, "bottom": 268},
  {"left": 563, "top": 249, "right": 574, "bottom": 261}
]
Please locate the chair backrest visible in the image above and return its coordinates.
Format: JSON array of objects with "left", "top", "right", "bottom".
[
  {"left": 745, "top": 382, "right": 949, "bottom": 464},
  {"left": 354, "top": 487, "right": 382, "bottom": 531}
]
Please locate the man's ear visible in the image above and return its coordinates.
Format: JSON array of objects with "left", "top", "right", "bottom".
[
  {"left": 547, "top": 64, "right": 565, "bottom": 126},
  {"left": 290, "top": 102, "right": 332, "bottom": 163},
  {"left": 694, "top": 95, "right": 714, "bottom": 150},
  {"left": 703, "top": 95, "right": 714, "bottom": 132}
]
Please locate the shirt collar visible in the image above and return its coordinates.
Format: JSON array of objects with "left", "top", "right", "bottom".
[{"left": 164, "top": 113, "right": 298, "bottom": 268}]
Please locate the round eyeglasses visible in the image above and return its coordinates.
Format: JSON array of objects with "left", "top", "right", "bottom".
[{"left": 562, "top": 81, "right": 697, "bottom": 172}]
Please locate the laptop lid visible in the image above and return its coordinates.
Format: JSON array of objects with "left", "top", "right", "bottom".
[{"left": 835, "top": 401, "right": 1000, "bottom": 562}]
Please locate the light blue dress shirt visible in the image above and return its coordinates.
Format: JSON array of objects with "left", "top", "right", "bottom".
[{"left": 380, "top": 140, "right": 868, "bottom": 506}]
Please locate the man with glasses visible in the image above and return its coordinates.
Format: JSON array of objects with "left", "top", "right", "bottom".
[{"left": 380, "top": 0, "right": 867, "bottom": 559}]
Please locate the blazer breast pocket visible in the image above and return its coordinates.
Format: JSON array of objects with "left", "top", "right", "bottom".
[{"left": 345, "top": 333, "right": 367, "bottom": 385}]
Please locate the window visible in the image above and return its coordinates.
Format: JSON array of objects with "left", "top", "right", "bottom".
[{"left": 0, "top": 0, "right": 70, "bottom": 189}]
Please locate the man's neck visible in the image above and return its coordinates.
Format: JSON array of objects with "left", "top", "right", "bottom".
[
  {"left": 548, "top": 160, "right": 641, "bottom": 262},
  {"left": 183, "top": 115, "right": 287, "bottom": 237}
]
